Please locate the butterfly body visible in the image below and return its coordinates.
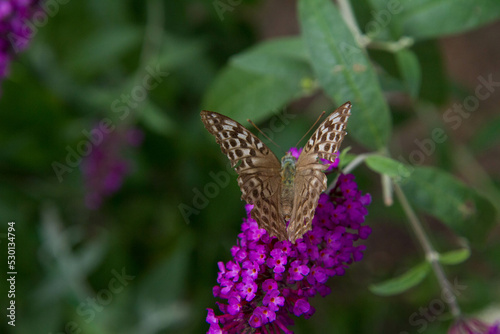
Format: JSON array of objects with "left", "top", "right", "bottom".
[
  {"left": 201, "top": 102, "right": 351, "bottom": 243},
  {"left": 280, "top": 153, "right": 296, "bottom": 222}
]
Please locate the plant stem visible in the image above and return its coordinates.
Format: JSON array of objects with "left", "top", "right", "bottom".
[
  {"left": 337, "top": 0, "right": 369, "bottom": 47},
  {"left": 394, "top": 184, "right": 462, "bottom": 318},
  {"left": 337, "top": 0, "right": 413, "bottom": 51},
  {"left": 381, "top": 174, "right": 393, "bottom": 206},
  {"left": 366, "top": 37, "right": 414, "bottom": 52},
  {"left": 328, "top": 152, "right": 374, "bottom": 191},
  {"left": 343, "top": 152, "right": 374, "bottom": 174}
]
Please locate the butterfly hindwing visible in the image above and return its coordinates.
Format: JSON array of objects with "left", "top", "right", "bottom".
[
  {"left": 287, "top": 168, "right": 326, "bottom": 243},
  {"left": 200, "top": 111, "right": 287, "bottom": 240}
]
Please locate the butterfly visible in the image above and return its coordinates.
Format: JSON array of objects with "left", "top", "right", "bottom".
[{"left": 200, "top": 102, "right": 351, "bottom": 243}]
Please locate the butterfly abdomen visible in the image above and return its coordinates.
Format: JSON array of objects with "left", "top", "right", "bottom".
[{"left": 280, "top": 153, "right": 296, "bottom": 220}]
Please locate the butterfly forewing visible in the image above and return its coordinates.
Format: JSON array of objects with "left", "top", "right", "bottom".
[
  {"left": 200, "top": 111, "right": 287, "bottom": 240},
  {"left": 302, "top": 102, "right": 351, "bottom": 162},
  {"left": 288, "top": 102, "right": 352, "bottom": 242}
]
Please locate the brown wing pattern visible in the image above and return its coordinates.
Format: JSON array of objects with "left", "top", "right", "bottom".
[
  {"left": 287, "top": 102, "right": 352, "bottom": 243},
  {"left": 200, "top": 111, "right": 287, "bottom": 240}
]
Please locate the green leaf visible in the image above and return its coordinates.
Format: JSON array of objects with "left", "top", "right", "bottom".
[
  {"left": 395, "top": 49, "right": 421, "bottom": 99},
  {"left": 232, "top": 37, "right": 309, "bottom": 65},
  {"left": 401, "top": 166, "right": 497, "bottom": 243},
  {"left": 203, "top": 66, "right": 308, "bottom": 123},
  {"left": 298, "top": 0, "right": 392, "bottom": 149},
  {"left": 202, "top": 37, "right": 315, "bottom": 122},
  {"left": 439, "top": 248, "right": 471, "bottom": 265},
  {"left": 370, "top": 262, "right": 431, "bottom": 296},
  {"left": 230, "top": 37, "right": 312, "bottom": 82},
  {"left": 365, "top": 155, "right": 411, "bottom": 181},
  {"left": 396, "top": 0, "right": 500, "bottom": 40}
]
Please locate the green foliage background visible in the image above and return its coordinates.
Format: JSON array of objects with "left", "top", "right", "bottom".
[{"left": 1, "top": 0, "right": 500, "bottom": 333}]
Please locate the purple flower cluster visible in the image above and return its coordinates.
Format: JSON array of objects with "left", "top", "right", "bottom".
[
  {"left": 206, "top": 149, "right": 372, "bottom": 333},
  {"left": 0, "top": 0, "right": 41, "bottom": 83},
  {"left": 81, "top": 126, "right": 143, "bottom": 210},
  {"left": 448, "top": 318, "right": 500, "bottom": 334}
]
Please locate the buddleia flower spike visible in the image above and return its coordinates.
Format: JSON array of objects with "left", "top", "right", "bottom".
[{"left": 205, "top": 157, "right": 372, "bottom": 333}]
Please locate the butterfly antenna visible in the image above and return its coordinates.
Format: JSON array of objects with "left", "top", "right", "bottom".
[
  {"left": 247, "top": 119, "right": 282, "bottom": 150},
  {"left": 295, "top": 111, "right": 326, "bottom": 147}
]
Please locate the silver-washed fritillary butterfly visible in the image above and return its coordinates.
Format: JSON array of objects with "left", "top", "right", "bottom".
[{"left": 201, "top": 102, "right": 351, "bottom": 243}]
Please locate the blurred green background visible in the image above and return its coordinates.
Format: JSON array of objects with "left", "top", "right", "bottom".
[{"left": 1, "top": 0, "right": 500, "bottom": 333}]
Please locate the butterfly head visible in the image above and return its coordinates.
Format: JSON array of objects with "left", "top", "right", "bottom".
[{"left": 281, "top": 152, "right": 297, "bottom": 167}]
